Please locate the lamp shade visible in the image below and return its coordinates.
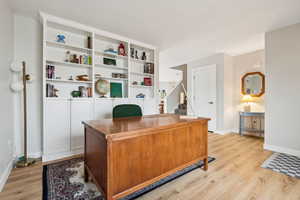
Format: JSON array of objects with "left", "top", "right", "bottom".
[
  {"left": 241, "top": 95, "right": 255, "bottom": 103},
  {"left": 10, "top": 61, "right": 22, "bottom": 72}
]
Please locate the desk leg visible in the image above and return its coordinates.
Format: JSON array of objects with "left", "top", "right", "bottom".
[
  {"left": 84, "top": 165, "right": 89, "bottom": 182},
  {"left": 203, "top": 158, "right": 208, "bottom": 171},
  {"left": 239, "top": 114, "right": 243, "bottom": 136}
]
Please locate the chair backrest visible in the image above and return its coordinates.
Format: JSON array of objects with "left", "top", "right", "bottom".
[{"left": 113, "top": 104, "right": 143, "bottom": 118}]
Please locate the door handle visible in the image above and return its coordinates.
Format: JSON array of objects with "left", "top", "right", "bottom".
[{"left": 208, "top": 101, "right": 214, "bottom": 104}]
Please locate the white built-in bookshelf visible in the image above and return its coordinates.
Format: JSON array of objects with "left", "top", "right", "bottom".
[
  {"left": 41, "top": 12, "right": 158, "bottom": 162},
  {"left": 43, "top": 18, "right": 156, "bottom": 100}
]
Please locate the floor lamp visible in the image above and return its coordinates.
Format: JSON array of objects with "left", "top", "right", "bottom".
[{"left": 11, "top": 61, "right": 37, "bottom": 167}]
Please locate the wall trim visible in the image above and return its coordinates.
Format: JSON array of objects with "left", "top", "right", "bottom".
[
  {"left": 15, "top": 152, "right": 42, "bottom": 160},
  {"left": 0, "top": 159, "right": 14, "bottom": 192},
  {"left": 42, "top": 149, "right": 83, "bottom": 162},
  {"left": 264, "top": 144, "right": 300, "bottom": 157},
  {"left": 29, "top": 152, "right": 42, "bottom": 158},
  {"left": 214, "top": 129, "right": 237, "bottom": 135}
]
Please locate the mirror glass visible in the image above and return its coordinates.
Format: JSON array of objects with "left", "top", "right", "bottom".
[{"left": 242, "top": 72, "right": 265, "bottom": 97}]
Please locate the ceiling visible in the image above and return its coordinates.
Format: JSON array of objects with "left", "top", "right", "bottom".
[{"left": 8, "top": 0, "right": 300, "bottom": 65}]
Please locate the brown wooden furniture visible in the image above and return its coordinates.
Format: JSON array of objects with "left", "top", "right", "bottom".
[{"left": 82, "top": 114, "right": 210, "bottom": 200}]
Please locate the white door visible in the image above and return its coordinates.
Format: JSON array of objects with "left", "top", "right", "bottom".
[
  {"left": 70, "top": 99, "right": 93, "bottom": 151},
  {"left": 44, "top": 99, "right": 70, "bottom": 155},
  {"left": 192, "top": 65, "right": 217, "bottom": 131}
]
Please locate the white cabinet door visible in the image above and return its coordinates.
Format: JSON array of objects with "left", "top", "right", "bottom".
[
  {"left": 95, "top": 99, "right": 113, "bottom": 119},
  {"left": 44, "top": 99, "right": 70, "bottom": 155},
  {"left": 70, "top": 100, "right": 93, "bottom": 151},
  {"left": 112, "top": 98, "right": 129, "bottom": 108}
]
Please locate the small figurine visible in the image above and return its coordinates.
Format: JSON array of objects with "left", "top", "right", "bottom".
[
  {"left": 141, "top": 52, "right": 147, "bottom": 60},
  {"left": 118, "top": 43, "right": 126, "bottom": 56},
  {"left": 53, "top": 88, "right": 59, "bottom": 97},
  {"left": 56, "top": 34, "right": 66, "bottom": 43},
  {"left": 135, "top": 50, "right": 139, "bottom": 59},
  {"left": 130, "top": 48, "right": 135, "bottom": 58},
  {"left": 65, "top": 51, "right": 71, "bottom": 62},
  {"left": 70, "top": 54, "right": 79, "bottom": 63},
  {"left": 68, "top": 76, "right": 73, "bottom": 81}
]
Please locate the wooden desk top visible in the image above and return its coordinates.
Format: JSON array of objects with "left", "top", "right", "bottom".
[{"left": 83, "top": 114, "right": 210, "bottom": 139}]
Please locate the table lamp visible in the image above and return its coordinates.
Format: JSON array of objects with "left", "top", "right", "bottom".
[{"left": 241, "top": 94, "right": 254, "bottom": 112}]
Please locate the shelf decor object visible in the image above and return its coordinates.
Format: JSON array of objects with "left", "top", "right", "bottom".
[
  {"left": 110, "top": 82, "right": 123, "bottom": 98},
  {"left": 95, "top": 79, "right": 110, "bottom": 97}
]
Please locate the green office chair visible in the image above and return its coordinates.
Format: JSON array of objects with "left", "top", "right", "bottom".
[{"left": 113, "top": 104, "right": 143, "bottom": 118}]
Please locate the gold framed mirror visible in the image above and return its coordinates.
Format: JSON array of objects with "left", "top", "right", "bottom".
[{"left": 241, "top": 72, "right": 265, "bottom": 97}]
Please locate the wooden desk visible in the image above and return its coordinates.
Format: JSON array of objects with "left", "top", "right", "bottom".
[{"left": 82, "top": 114, "right": 210, "bottom": 200}]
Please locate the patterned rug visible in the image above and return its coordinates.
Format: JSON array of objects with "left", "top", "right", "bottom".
[
  {"left": 43, "top": 157, "right": 215, "bottom": 200},
  {"left": 262, "top": 153, "right": 300, "bottom": 178}
]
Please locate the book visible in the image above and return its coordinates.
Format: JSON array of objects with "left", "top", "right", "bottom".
[{"left": 110, "top": 82, "right": 122, "bottom": 98}]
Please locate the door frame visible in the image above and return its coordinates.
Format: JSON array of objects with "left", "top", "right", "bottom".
[{"left": 191, "top": 64, "right": 217, "bottom": 131}]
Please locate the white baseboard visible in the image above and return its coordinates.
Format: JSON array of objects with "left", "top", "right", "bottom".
[
  {"left": 28, "top": 152, "right": 42, "bottom": 158},
  {"left": 15, "top": 151, "right": 42, "bottom": 161},
  {"left": 42, "top": 149, "right": 83, "bottom": 162},
  {"left": 214, "top": 129, "right": 237, "bottom": 135},
  {"left": 264, "top": 144, "right": 300, "bottom": 157},
  {"left": 0, "top": 159, "right": 14, "bottom": 192}
]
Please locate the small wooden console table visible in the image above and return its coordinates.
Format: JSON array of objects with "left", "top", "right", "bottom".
[{"left": 239, "top": 112, "right": 265, "bottom": 137}]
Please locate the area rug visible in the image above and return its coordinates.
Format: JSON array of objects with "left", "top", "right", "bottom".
[
  {"left": 43, "top": 157, "right": 215, "bottom": 200},
  {"left": 262, "top": 152, "right": 300, "bottom": 178}
]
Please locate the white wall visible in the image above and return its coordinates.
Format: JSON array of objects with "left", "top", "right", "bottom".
[
  {"left": 0, "top": 0, "right": 14, "bottom": 191},
  {"left": 265, "top": 23, "right": 300, "bottom": 156},
  {"left": 223, "top": 55, "right": 234, "bottom": 131},
  {"left": 159, "top": 56, "right": 182, "bottom": 82},
  {"left": 187, "top": 53, "right": 234, "bottom": 133},
  {"left": 14, "top": 14, "right": 43, "bottom": 157},
  {"left": 232, "top": 50, "right": 265, "bottom": 131}
]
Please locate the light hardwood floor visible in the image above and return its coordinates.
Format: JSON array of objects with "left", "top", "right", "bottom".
[{"left": 1, "top": 133, "right": 300, "bottom": 200}]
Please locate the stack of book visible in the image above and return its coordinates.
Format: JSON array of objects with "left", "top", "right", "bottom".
[{"left": 46, "top": 65, "right": 55, "bottom": 79}]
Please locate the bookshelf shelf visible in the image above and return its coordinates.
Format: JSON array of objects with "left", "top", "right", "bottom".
[
  {"left": 97, "top": 77, "right": 128, "bottom": 81},
  {"left": 130, "top": 85, "right": 153, "bottom": 88},
  {"left": 130, "top": 58, "right": 154, "bottom": 64},
  {"left": 46, "top": 97, "right": 93, "bottom": 101},
  {"left": 95, "top": 50, "right": 128, "bottom": 59},
  {"left": 46, "top": 60, "right": 92, "bottom": 68},
  {"left": 46, "top": 79, "right": 93, "bottom": 84},
  {"left": 131, "top": 72, "right": 154, "bottom": 77},
  {"left": 94, "top": 63, "right": 128, "bottom": 70},
  {"left": 46, "top": 41, "right": 92, "bottom": 52}
]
